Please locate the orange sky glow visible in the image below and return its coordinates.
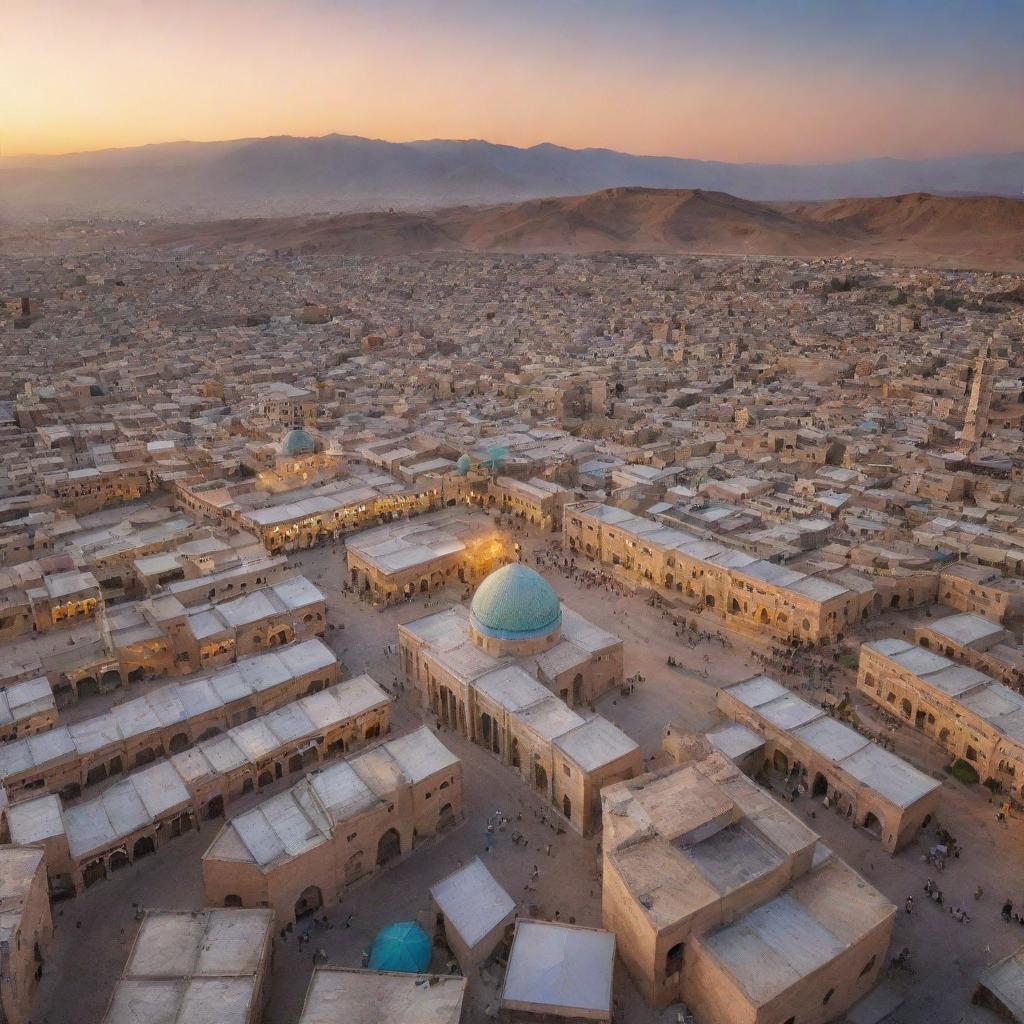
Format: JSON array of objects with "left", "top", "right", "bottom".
[{"left": 4, "top": 0, "right": 1023, "bottom": 163}]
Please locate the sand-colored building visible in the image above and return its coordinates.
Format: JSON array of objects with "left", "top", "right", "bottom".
[
  {"left": 490, "top": 475, "right": 572, "bottom": 531},
  {"left": 601, "top": 750, "right": 895, "bottom": 1019},
  {"left": 101, "top": 908, "right": 274, "bottom": 1024},
  {"left": 430, "top": 857, "right": 516, "bottom": 971},
  {"left": 202, "top": 726, "right": 462, "bottom": 925},
  {"left": 564, "top": 502, "right": 873, "bottom": 646},
  {"left": 914, "top": 611, "right": 1024, "bottom": 689},
  {"left": 0, "top": 846, "right": 52, "bottom": 1024},
  {"left": 399, "top": 564, "right": 637, "bottom": 835},
  {"left": 346, "top": 510, "right": 509, "bottom": 606},
  {"left": 2, "top": 669, "right": 390, "bottom": 896},
  {"left": 296, "top": 967, "right": 466, "bottom": 1024},
  {"left": 858, "top": 638, "right": 1024, "bottom": 797},
  {"left": 105, "top": 574, "right": 326, "bottom": 682},
  {"left": 499, "top": 920, "right": 615, "bottom": 1023},
  {"left": 716, "top": 675, "right": 940, "bottom": 852},
  {"left": 0, "top": 675, "right": 58, "bottom": 741},
  {"left": 0, "top": 638, "right": 340, "bottom": 799}
]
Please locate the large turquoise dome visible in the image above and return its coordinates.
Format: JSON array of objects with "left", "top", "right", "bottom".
[
  {"left": 470, "top": 563, "right": 561, "bottom": 641},
  {"left": 280, "top": 428, "right": 316, "bottom": 457}
]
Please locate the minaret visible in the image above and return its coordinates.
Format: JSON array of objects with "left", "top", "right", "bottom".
[{"left": 962, "top": 345, "right": 994, "bottom": 445}]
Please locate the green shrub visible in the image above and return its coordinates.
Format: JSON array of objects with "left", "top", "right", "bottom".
[{"left": 945, "top": 759, "right": 979, "bottom": 785}]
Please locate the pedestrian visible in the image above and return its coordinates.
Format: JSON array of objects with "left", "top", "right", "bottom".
[{"left": 904, "top": 896, "right": 913, "bottom": 914}]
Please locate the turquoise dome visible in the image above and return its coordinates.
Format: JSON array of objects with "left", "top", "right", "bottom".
[
  {"left": 471, "top": 563, "right": 561, "bottom": 641},
  {"left": 280, "top": 428, "right": 316, "bottom": 457},
  {"left": 455, "top": 454, "right": 471, "bottom": 475},
  {"left": 368, "top": 922, "right": 431, "bottom": 973}
]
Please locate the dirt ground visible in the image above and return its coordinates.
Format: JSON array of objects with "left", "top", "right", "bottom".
[{"left": 29, "top": 524, "right": 1024, "bottom": 1024}]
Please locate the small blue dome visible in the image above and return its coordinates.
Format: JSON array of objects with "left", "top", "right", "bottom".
[
  {"left": 368, "top": 922, "right": 432, "bottom": 973},
  {"left": 471, "top": 563, "right": 561, "bottom": 641},
  {"left": 280, "top": 428, "right": 316, "bottom": 457},
  {"left": 455, "top": 454, "right": 471, "bottom": 475}
]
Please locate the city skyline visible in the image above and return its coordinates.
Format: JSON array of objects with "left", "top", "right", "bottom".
[{"left": 5, "top": 0, "right": 1024, "bottom": 162}]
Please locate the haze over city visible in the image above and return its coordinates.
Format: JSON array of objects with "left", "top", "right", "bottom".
[{"left": 3, "top": 5, "right": 1024, "bottom": 1024}]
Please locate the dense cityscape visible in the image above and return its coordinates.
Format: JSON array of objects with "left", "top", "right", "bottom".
[{"left": 0, "top": 238, "right": 1022, "bottom": 1023}]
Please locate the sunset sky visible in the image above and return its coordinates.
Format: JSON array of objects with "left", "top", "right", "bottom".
[{"left": 5, "top": 0, "right": 1024, "bottom": 162}]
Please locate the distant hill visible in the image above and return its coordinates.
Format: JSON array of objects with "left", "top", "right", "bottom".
[
  {"left": 2, "top": 133, "right": 1023, "bottom": 220},
  {"left": 141, "top": 188, "right": 1024, "bottom": 271}
]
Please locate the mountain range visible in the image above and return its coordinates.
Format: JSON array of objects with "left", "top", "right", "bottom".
[
  {"left": 2, "top": 134, "right": 1023, "bottom": 221},
  {"left": 141, "top": 188, "right": 1024, "bottom": 271}
]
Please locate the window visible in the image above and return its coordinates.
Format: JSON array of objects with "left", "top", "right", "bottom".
[
  {"left": 859, "top": 954, "right": 876, "bottom": 977},
  {"left": 823, "top": 988, "right": 834, "bottom": 1004},
  {"left": 563, "top": 764, "right": 571, "bottom": 777}
]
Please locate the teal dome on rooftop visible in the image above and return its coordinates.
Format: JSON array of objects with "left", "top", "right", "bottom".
[
  {"left": 455, "top": 454, "right": 471, "bottom": 475},
  {"left": 280, "top": 428, "right": 316, "bottom": 457},
  {"left": 470, "top": 563, "right": 561, "bottom": 641}
]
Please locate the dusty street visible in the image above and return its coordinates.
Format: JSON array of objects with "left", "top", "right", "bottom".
[{"left": 29, "top": 529, "right": 1024, "bottom": 1024}]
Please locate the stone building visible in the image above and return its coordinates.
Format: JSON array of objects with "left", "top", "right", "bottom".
[
  {"left": 0, "top": 846, "right": 52, "bottom": 1024},
  {"left": 490, "top": 476, "right": 572, "bottom": 531},
  {"left": 0, "top": 638, "right": 340, "bottom": 800},
  {"left": 564, "top": 502, "right": 872, "bottom": 646},
  {"left": 0, "top": 676, "right": 58, "bottom": 741},
  {"left": 2, "top": 669, "right": 390, "bottom": 897},
  {"left": 105, "top": 574, "right": 327, "bottom": 682},
  {"left": 715, "top": 676, "right": 940, "bottom": 852},
  {"left": 202, "top": 726, "right": 462, "bottom": 925},
  {"left": 858, "top": 638, "right": 1024, "bottom": 799},
  {"left": 346, "top": 510, "right": 509, "bottom": 606},
  {"left": 101, "top": 908, "right": 274, "bottom": 1024},
  {"left": 601, "top": 751, "right": 895, "bottom": 1020},
  {"left": 937, "top": 563, "right": 1024, "bottom": 624},
  {"left": 430, "top": 857, "right": 516, "bottom": 971},
  {"left": 500, "top": 921, "right": 615, "bottom": 1023},
  {"left": 914, "top": 612, "right": 1024, "bottom": 689},
  {"left": 256, "top": 381, "right": 318, "bottom": 429},
  {"left": 296, "top": 967, "right": 467, "bottom": 1024},
  {"left": 399, "top": 564, "right": 637, "bottom": 835}
]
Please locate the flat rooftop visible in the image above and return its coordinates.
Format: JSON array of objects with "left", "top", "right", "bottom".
[
  {"left": 501, "top": 920, "right": 615, "bottom": 1020},
  {"left": 297, "top": 969, "right": 466, "bottom": 1024},
  {"left": 103, "top": 908, "right": 274, "bottom": 1024}
]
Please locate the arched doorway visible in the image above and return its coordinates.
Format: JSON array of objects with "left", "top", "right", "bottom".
[
  {"left": 812, "top": 773, "right": 828, "bottom": 798},
  {"left": 572, "top": 674, "right": 584, "bottom": 706},
  {"left": 562, "top": 795, "right": 572, "bottom": 821},
  {"left": 79, "top": 676, "right": 100, "bottom": 700},
  {"left": 665, "top": 942, "right": 684, "bottom": 979},
  {"left": 377, "top": 828, "right": 401, "bottom": 866},
  {"left": 772, "top": 751, "right": 789, "bottom": 774},
  {"left": 204, "top": 795, "right": 225, "bottom": 819},
  {"left": 82, "top": 860, "right": 106, "bottom": 888},
  {"left": 109, "top": 850, "right": 129, "bottom": 872},
  {"left": 535, "top": 763, "right": 548, "bottom": 793},
  {"left": 294, "top": 886, "right": 323, "bottom": 919},
  {"left": 862, "top": 812, "right": 882, "bottom": 837},
  {"left": 438, "top": 803, "right": 456, "bottom": 832},
  {"left": 133, "top": 835, "right": 156, "bottom": 859},
  {"left": 168, "top": 732, "right": 190, "bottom": 755},
  {"left": 224, "top": 894, "right": 242, "bottom": 907}
]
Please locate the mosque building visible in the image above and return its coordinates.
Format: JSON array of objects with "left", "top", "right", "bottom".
[{"left": 398, "top": 562, "right": 639, "bottom": 834}]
